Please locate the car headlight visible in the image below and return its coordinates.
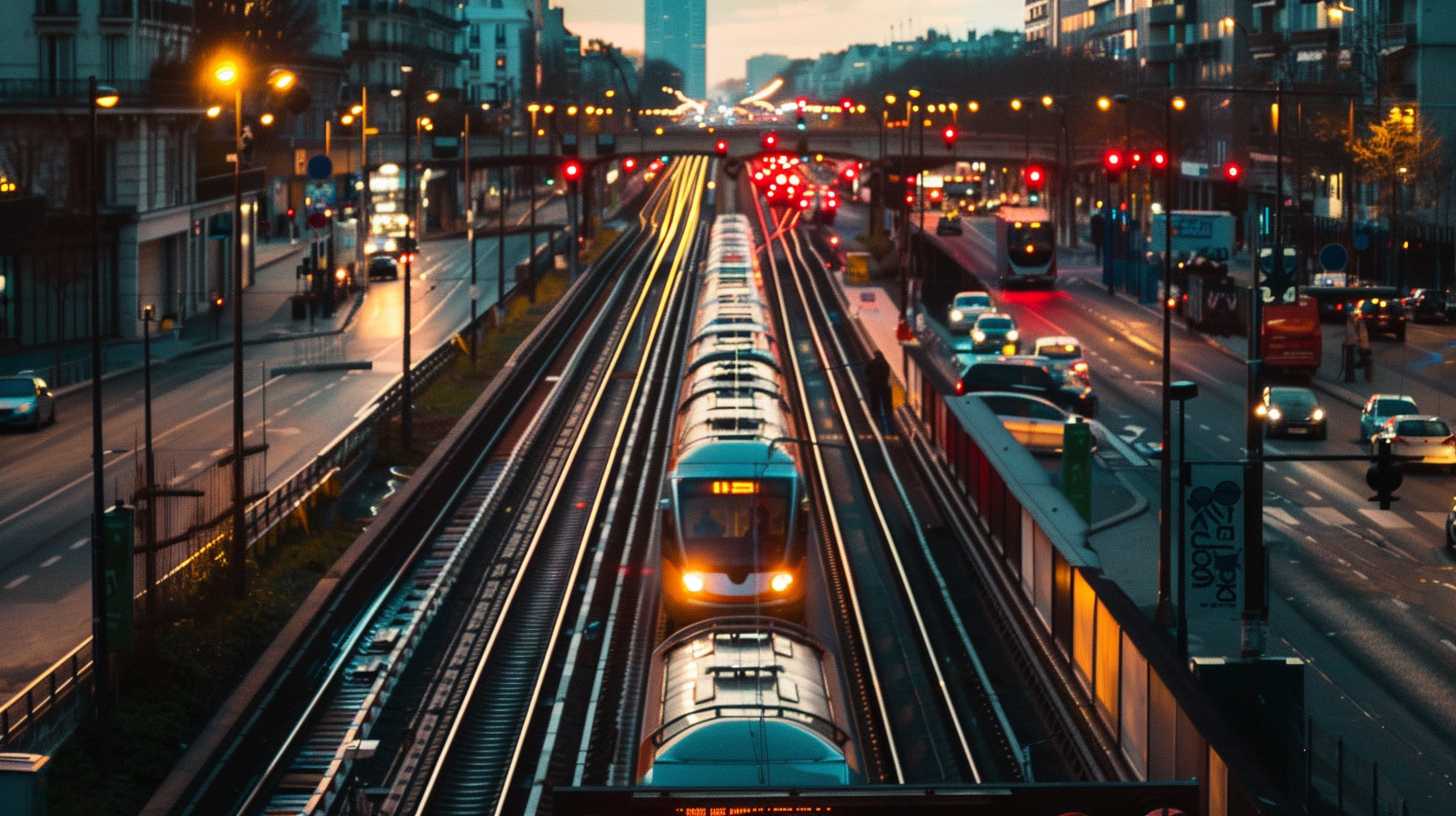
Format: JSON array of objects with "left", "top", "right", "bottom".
[
  {"left": 770, "top": 572, "right": 794, "bottom": 593},
  {"left": 15, "top": 402, "right": 33, "bottom": 414},
  {"left": 971, "top": 329, "right": 986, "bottom": 343},
  {"left": 1267, "top": 407, "right": 1282, "bottom": 422},
  {"left": 950, "top": 308, "right": 964, "bottom": 322},
  {"left": 384, "top": 238, "right": 398, "bottom": 252},
  {"left": 1005, "top": 329, "right": 1019, "bottom": 342},
  {"left": 1311, "top": 408, "right": 1326, "bottom": 422},
  {"left": 682, "top": 571, "right": 705, "bottom": 593}
]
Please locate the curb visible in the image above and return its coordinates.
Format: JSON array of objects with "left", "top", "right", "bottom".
[
  {"left": 1088, "top": 468, "right": 1151, "bottom": 535},
  {"left": 270, "top": 360, "right": 373, "bottom": 376}
]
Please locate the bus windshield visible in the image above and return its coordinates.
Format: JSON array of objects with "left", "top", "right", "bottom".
[
  {"left": 1009, "top": 222, "right": 1054, "bottom": 267},
  {"left": 677, "top": 478, "right": 791, "bottom": 570}
]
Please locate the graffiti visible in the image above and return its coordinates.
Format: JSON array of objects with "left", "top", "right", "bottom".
[{"left": 1186, "top": 471, "right": 1243, "bottom": 611}]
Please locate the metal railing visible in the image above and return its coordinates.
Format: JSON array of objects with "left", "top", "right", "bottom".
[{"left": 33, "top": 0, "right": 78, "bottom": 16}]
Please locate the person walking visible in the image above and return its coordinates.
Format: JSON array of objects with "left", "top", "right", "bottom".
[
  {"left": 865, "top": 350, "right": 893, "bottom": 435},
  {"left": 1356, "top": 313, "right": 1373, "bottom": 383},
  {"left": 1340, "top": 310, "right": 1358, "bottom": 384}
]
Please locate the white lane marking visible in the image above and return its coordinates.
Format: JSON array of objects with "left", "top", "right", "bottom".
[
  {"left": 1418, "top": 511, "right": 1447, "bottom": 528},
  {"left": 39, "top": 555, "right": 61, "bottom": 569},
  {"left": 290, "top": 396, "right": 311, "bottom": 409},
  {"left": 1283, "top": 476, "right": 1298, "bottom": 486},
  {"left": 1217, "top": 434, "right": 1231, "bottom": 443},
  {"left": 1264, "top": 507, "right": 1301, "bottom": 526},
  {"left": 1350, "top": 569, "right": 1369, "bottom": 581},
  {"left": 275, "top": 407, "right": 290, "bottom": 417},
  {"left": 1199, "top": 424, "right": 1211, "bottom": 432},
  {"left": 189, "top": 461, "right": 205, "bottom": 471},
  {"left": 70, "top": 538, "right": 88, "bottom": 550},
  {"left": 211, "top": 447, "right": 230, "bottom": 457},
  {"left": 243, "top": 429, "right": 255, "bottom": 439},
  {"left": 1306, "top": 491, "right": 1323, "bottom": 502},
  {"left": 1358, "top": 509, "right": 1413, "bottom": 530},
  {"left": 1305, "top": 506, "right": 1355, "bottom": 527},
  {"left": 5, "top": 575, "right": 30, "bottom": 590},
  {"left": 1443, "top": 639, "right": 1456, "bottom": 654},
  {"left": 1391, "top": 598, "right": 1410, "bottom": 611}
]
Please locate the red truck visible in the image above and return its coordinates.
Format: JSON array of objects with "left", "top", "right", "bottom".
[{"left": 1261, "top": 294, "right": 1321, "bottom": 378}]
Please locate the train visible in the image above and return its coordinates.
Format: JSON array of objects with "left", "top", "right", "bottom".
[{"left": 658, "top": 213, "right": 809, "bottom": 623}]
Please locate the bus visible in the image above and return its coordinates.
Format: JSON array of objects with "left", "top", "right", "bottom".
[
  {"left": 994, "top": 207, "right": 1056, "bottom": 288},
  {"left": 1261, "top": 292, "right": 1321, "bottom": 379}
]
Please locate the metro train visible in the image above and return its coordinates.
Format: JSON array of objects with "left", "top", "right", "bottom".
[
  {"left": 636, "top": 616, "right": 859, "bottom": 785},
  {"left": 659, "top": 213, "right": 810, "bottom": 622}
]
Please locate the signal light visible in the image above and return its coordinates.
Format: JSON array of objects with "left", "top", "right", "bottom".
[
  {"left": 842, "top": 165, "right": 857, "bottom": 180},
  {"left": 714, "top": 138, "right": 728, "bottom": 156},
  {"left": 904, "top": 193, "right": 915, "bottom": 206},
  {"left": 839, "top": 97, "right": 853, "bottom": 113},
  {"left": 796, "top": 96, "right": 807, "bottom": 111},
  {"left": 1223, "top": 162, "right": 1243, "bottom": 182},
  {"left": 1129, "top": 150, "right": 1144, "bottom": 169},
  {"left": 1024, "top": 164, "right": 1045, "bottom": 191},
  {"left": 562, "top": 159, "right": 583, "bottom": 182},
  {"left": 1103, "top": 148, "right": 1125, "bottom": 177},
  {"left": 762, "top": 131, "right": 778, "bottom": 149},
  {"left": 941, "top": 126, "right": 958, "bottom": 150},
  {"left": 286, "top": 207, "right": 296, "bottom": 219},
  {"left": 623, "top": 156, "right": 638, "bottom": 173},
  {"left": 1151, "top": 149, "right": 1170, "bottom": 170}
]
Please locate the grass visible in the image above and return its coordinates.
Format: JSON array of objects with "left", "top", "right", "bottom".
[{"left": 43, "top": 266, "right": 577, "bottom": 816}]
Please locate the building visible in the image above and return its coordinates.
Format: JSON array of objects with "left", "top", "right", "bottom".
[
  {"left": 538, "top": 4, "right": 580, "bottom": 99},
  {"left": 644, "top": 0, "right": 705, "bottom": 99},
  {"left": 745, "top": 53, "right": 790, "bottom": 95},
  {"left": 343, "top": 0, "right": 466, "bottom": 134},
  {"left": 1025, "top": 0, "right": 1056, "bottom": 48},
  {"left": 464, "top": 0, "right": 532, "bottom": 107},
  {"left": 0, "top": 0, "right": 269, "bottom": 349}
]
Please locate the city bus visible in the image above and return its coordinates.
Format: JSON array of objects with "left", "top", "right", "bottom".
[{"left": 994, "top": 207, "right": 1056, "bottom": 288}]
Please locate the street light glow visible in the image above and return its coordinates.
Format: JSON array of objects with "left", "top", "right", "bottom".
[
  {"left": 340, "top": 113, "right": 355, "bottom": 125},
  {"left": 351, "top": 104, "right": 363, "bottom": 115},
  {"left": 94, "top": 87, "right": 120, "bottom": 108},
  {"left": 527, "top": 102, "right": 540, "bottom": 113},
  {"left": 1097, "top": 96, "right": 1113, "bottom": 112},
  {"left": 206, "top": 104, "right": 222, "bottom": 118},
  {"left": 907, "top": 88, "right": 921, "bottom": 99},
  {"left": 212, "top": 59, "right": 239, "bottom": 85},
  {"left": 1172, "top": 96, "right": 1188, "bottom": 111},
  {"left": 425, "top": 89, "right": 441, "bottom": 103},
  {"left": 967, "top": 100, "right": 979, "bottom": 113},
  {"left": 259, "top": 112, "right": 275, "bottom": 126},
  {"left": 1041, "top": 95, "right": 1054, "bottom": 109},
  {"left": 267, "top": 69, "right": 296, "bottom": 91},
  {"left": 1010, "top": 98, "right": 1023, "bottom": 112}
]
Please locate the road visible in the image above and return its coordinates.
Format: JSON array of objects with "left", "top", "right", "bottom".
[
  {"left": 0, "top": 207, "right": 565, "bottom": 698},
  {"left": 892, "top": 208, "right": 1456, "bottom": 811}
]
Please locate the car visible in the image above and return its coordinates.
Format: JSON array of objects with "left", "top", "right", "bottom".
[
  {"left": 936, "top": 213, "right": 964, "bottom": 236},
  {"left": 970, "top": 312, "right": 1021, "bottom": 354},
  {"left": 1257, "top": 386, "right": 1327, "bottom": 440},
  {"left": 956, "top": 357, "right": 1098, "bottom": 417},
  {"left": 1356, "top": 297, "right": 1406, "bottom": 341},
  {"left": 0, "top": 374, "right": 57, "bottom": 430},
  {"left": 973, "top": 391, "right": 1077, "bottom": 455},
  {"left": 366, "top": 253, "right": 400, "bottom": 280},
  {"left": 1369, "top": 415, "right": 1456, "bottom": 469},
  {"left": 1031, "top": 336, "right": 1090, "bottom": 386},
  {"left": 1404, "top": 288, "right": 1449, "bottom": 323},
  {"left": 1447, "top": 498, "right": 1456, "bottom": 550},
  {"left": 946, "top": 291, "right": 994, "bottom": 332},
  {"left": 1359, "top": 393, "right": 1418, "bottom": 439}
]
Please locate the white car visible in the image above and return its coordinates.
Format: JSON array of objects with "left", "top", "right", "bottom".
[
  {"left": 1032, "top": 336, "right": 1090, "bottom": 386},
  {"left": 974, "top": 391, "right": 1074, "bottom": 455},
  {"left": 947, "top": 291, "right": 994, "bottom": 333},
  {"left": 1370, "top": 415, "right": 1456, "bottom": 469}
]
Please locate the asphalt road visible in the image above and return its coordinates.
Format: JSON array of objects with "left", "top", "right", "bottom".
[
  {"left": 904, "top": 209, "right": 1456, "bottom": 811},
  {"left": 0, "top": 210, "right": 563, "bottom": 699}
]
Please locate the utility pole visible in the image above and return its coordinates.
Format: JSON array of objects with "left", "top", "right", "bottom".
[
  {"left": 87, "top": 75, "right": 111, "bottom": 729},
  {"left": 465, "top": 105, "right": 476, "bottom": 364},
  {"left": 402, "top": 70, "right": 414, "bottom": 451}
]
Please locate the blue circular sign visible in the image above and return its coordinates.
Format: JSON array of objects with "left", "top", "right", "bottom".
[
  {"left": 1352, "top": 231, "right": 1371, "bottom": 252},
  {"left": 1319, "top": 242, "right": 1349, "bottom": 272},
  {"left": 306, "top": 154, "right": 333, "bottom": 181}
]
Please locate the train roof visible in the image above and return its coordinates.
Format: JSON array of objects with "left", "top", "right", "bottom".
[{"left": 675, "top": 439, "right": 797, "bottom": 480}]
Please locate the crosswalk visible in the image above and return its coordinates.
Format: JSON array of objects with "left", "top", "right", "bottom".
[{"left": 1263, "top": 503, "right": 1447, "bottom": 535}]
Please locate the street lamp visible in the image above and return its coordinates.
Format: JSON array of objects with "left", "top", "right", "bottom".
[
  {"left": 140, "top": 303, "right": 158, "bottom": 622},
  {"left": 1170, "top": 379, "right": 1199, "bottom": 659},
  {"left": 1154, "top": 91, "right": 1186, "bottom": 628}
]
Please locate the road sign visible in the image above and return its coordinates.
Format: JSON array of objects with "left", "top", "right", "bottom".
[
  {"left": 307, "top": 211, "right": 328, "bottom": 230},
  {"left": 1318, "top": 242, "right": 1349, "bottom": 273},
  {"left": 306, "top": 154, "right": 334, "bottom": 181},
  {"left": 1061, "top": 418, "right": 1093, "bottom": 521},
  {"left": 1353, "top": 230, "right": 1371, "bottom": 252},
  {"left": 1183, "top": 464, "right": 1244, "bottom": 620},
  {"left": 102, "top": 503, "right": 135, "bottom": 651}
]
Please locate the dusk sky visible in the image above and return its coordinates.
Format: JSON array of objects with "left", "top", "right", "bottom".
[{"left": 554, "top": 0, "right": 1024, "bottom": 91}]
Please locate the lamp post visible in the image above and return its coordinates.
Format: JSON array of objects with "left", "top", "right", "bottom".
[
  {"left": 498, "top": 100, "right": 508, "bottom": 322},
  {"left": 527, "top": 102, "right": 540, "bottom": 285},
  {"left": 401, "top": 64, "right": 416, "bottom": 451},
  {"left": 141, "top": 304, "right": 157, "bottom": 621},
  {"left": 1170, "top": 379, "right": 1199, "bottom": 660},
  {"left": 1155, "top": 93, "right": 1185, "bottom": 627},
  {"left": 465, "top": 102, "right": 476, "bottom": 364},
  {"left": 88, "top": 75, "right": 119, "bottom": 726}
]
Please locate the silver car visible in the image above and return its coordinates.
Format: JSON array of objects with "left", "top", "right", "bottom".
[
  {"left": 0, "top": 375, "right": 57, "bottom": 430},
  {"left": 974, "top": 391, "right": 1072, "bottom": 455},
  {"left": 947, "top": 290, "right": 993, "bottom": 333}
]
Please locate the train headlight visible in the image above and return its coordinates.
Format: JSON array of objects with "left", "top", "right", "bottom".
[
  {"left": 682, "top": 571, "right": 706, "bottom": 593},
  {"left": 770, "top": 572, "right": 794, "bottom": 593},
  {"left": 949, "top": 308, "right": 964, "bottom": 322}
]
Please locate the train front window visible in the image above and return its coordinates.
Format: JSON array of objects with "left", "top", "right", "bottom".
[
  {"left": 1009, "top": 223, "right": 1054, "bottom": 266},
  {"left": 678, "top": 478, "right": 791, "bottom": 569}
]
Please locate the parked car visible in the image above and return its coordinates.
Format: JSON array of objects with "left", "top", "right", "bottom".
[
  {"left": 367, "top": 253, "right": 400, "bottom": 280},
  {"left": 1031, "top": 336, "right": 1090, "bottom": 387},
  {"left": 936, "top": 212, "right": 964, "bottom": 236},
  {"left": 956, "top": 357, "right": 1098, "bottom": 417},
  {"left": 1369, "top": 415, "right": 1456, "bottom": 470},
  {"left": 0, "top": 374, "right": 57, "bottom": 430},
  {"left": 946, "top": 291, "right": 994, "bottom": 332},
  {"left": 1257, "top": 386, "right": 1327, "bottom": 440},
  {"left": 973, "top": 392, "right": 1076, "bottom": 455},
  {"left": 1359, "top": 393, "right": 1419, "bottom": 439},
  {"left": 970, "top": 312, "right": 1021, "bottom": 355},
  {"left": 1404, "top": 288, "right": 1450, "bottom": 323},
  {"left": 1356, "top": 297, "right": 1407, "bottom": 341},
  {"left": 1446, "top": 498, "right": 1456, "bottom": 550}
]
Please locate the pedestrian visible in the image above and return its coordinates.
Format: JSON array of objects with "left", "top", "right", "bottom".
[
  {"left": 1356, "top": 313, "right": 1373, "bottom": 383},
  {"left": 865, "top": 350, "right": 893, "bottom": 435},
  {"left": 1340, "top": 310, "right": 1358, "bottom": 384}
]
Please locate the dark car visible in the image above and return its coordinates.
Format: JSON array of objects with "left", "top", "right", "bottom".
[
  {"left": 955, "top": 357, "right": 1097, "bottom": 418},
  {"left": 367, "top": 253, "right": 400, "bottom": 280},
  {"left": 1258, "top": 386, "right": 1327, "bottom": 440},
  {"left": 1404, "top": 288, "right": 1449, "bottom": 323},
  {"left": 936, "top": 213, "right": 964, "bottom": 236},
  {"left": 1356, "top": 297, "right": 1406, "bottom": 341}
]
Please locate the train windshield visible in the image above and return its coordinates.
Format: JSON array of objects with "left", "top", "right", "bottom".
[
  {"left": 678, "top": 478, "right": 792, "bottom": 569},
  {"left": 1009, "top": 222, "right": 1054, "bottom": 267}
]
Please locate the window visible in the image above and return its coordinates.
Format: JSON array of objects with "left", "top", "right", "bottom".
[
  {"left": 39, "top": 35, "right": 75, "bottom": 87},
  {"left": 469, "top": 23, "right": 480, "bottom": 48},
  {"left": 103, "top": 36, "right": 128, "bottom": 81}
]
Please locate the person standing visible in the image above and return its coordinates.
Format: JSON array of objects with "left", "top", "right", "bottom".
[
  {"left": 865, "top": 350, "right": 893, "bottom": 434},
  {"left": 1356, "top": 312, "right": 1373, "bottom": 383}
]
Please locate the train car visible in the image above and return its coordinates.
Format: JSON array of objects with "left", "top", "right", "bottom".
[
  {"left": 636, "top": 616, "right": 859, "bottom": 785},
  {"left": 660, "top": 214, "right": 809, "bottom": 622}
]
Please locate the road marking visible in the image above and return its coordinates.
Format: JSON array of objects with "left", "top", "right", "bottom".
[
  {"left": 39, "top": 556, "right": 61, "bottom": 569},
  {"left": 1392, "top": 598, "right": 1409, "bottom": 611},
  {"left": 5, "top": 575, "right": 30, "bottom": 590},
  {"left": 70, "top": 538, "right": 88, "bottom": 550},
  {"left": 1418, "top": 511, "right": 1447, "bottom": 528},
  {"left": 1283, "top": 476, "right": 1298, "bottom": 486},
  {"left": 188, "top": 461, "right": 205, "bottom": 471},
  {"left": 1306, "top": 507, "right": 1354, "bottom": 527},
  {"left": 1199, "top": 424, "right": 1211, "bottom": 432},
  {"left": 1443, "top": 639, "right": 1456, "bottom": 654},
  {"left": 1358, "top": 509, "right": 1413, "bottom": 529},
  {"left": 1306, "top": 491, "right": 1323, "bottom": 502},
  {"left": 1350, "top": 569, "right": 1369, "bottom": 581},
  {"left": 290, "top": 396, "right": 311, "bottom": 409},
  {"left": 1217, "top": 434, "right": 1231, "bottom": 443},
  {"left": 275, "top": 407, "right": 290, "bottom": 417},
  {"left": 211, "top": 447, "right": 230, "bottom": 457},
  {"left": 1264, "top": 507, "right": 1301, "bottom": 526}
]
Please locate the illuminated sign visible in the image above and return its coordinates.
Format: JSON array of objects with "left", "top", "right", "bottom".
[{"left": 711, "top": 480, "right": 759, "bottom": 495}]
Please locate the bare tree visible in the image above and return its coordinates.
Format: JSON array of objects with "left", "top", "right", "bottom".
[{"left": 190, "top": 0, "right": 321, "bottom": 66}]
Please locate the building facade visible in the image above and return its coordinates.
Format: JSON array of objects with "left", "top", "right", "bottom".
[
  {"left": 644, "top": 0, "right": 705, "bottom": 99},
  {"left": 745, "top": 53, "right": 790, "bottom": 96},
  {"left": 464, "top": 0, "right": 531, "bottom": 107}
]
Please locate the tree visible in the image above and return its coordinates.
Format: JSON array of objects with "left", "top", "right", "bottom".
[
  {"left": 1347, "top": 115, "right": 1444, "bottom": 215},
  {"left": 191, "top": 0, "right": 321, "bottom": 67}
]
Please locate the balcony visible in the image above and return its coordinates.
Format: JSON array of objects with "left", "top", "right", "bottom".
[
  {"left": 1144, "top": 3, "right": 1180, "bottom": 27},
  {"left": 33, "top": 0, "right": 78, "bottom": 18},
  {"left": 1141, "top": 42, "right": 1179, "bottom": 64},
  {"left": 1382, "top": 22, "right": 1415, "bottom": 49},
  {"left": 0, "top": 78, "right": 192, "bottom": 108},
  {"left": 99, "top": 0, "right": 133, "bottom": 19},
  {"left": 138, "top": 0, "right": 194, "bottom": 27},
  {"left": 1287, "top": 28, "right": 1338, "bottom": 52}
]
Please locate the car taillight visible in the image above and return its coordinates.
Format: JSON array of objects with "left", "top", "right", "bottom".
[
  {"left": 1072, "top": 361, "right": 1089, "bottom": 374},
  {"left": 954, "top": 379, "right": 966, "bottom": 396}
]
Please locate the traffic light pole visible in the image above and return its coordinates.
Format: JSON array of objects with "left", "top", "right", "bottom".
[
  {"left": 402, "top": 85, "right": 414, "bottom": 452},
  {"left": 1156, "top": 89, "right": 1175, "bottom": 628},
  {"left": 230, "top": 81, "right": 247, "bottom": 599},
  {"left": 465, "top": 108, "right": 476, "bottom": 365}
]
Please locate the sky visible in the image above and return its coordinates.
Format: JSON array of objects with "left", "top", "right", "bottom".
[{"left": 554, "top": 0, "right": 1023, "bottom": 90}]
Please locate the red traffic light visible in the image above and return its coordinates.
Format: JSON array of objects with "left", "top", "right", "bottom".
[
  {"left": 1129, "top": 150, "right": 1144, "bottom": 168},
  {"left": 623, "top": 156, "right": 638, "bottom": 173},
  {"left": 562, "top": 159, "right": 583, "bottom": 182},
  {"left": 904, "top": 193, "right": 915, "bottom": 206},
  {"left": 928, "top": 189, "right": 942, "bottom": 203},
  {"left": 762, "top": 131, "right": 778, "bottom": 149},
  {"left": 1024, "top": 164, "right": 1046, "bottom": 190},
  {"left": 796, "top": 97, "right": 808, "bottom": 111},
  {"left": 1150, "top": 149, "right": 1170, "bottom": 170},
  {"left": 842, "top": 165, "right": 858, "bottom": 180},
  {"left": 1223, "top": 162, "right": 1243, "bottom": 181},
  {"left": 941, "top": 126, "right": 958, "bottom": 149},
  {"left": 286, "top": 207, "right": 296, "bottom": 218},
  {"left": 714, "top": 138, "right": 728, "bottom": 156},
  {"left": 1103, "top": 148, "right": 1125, "bottom": 175}
]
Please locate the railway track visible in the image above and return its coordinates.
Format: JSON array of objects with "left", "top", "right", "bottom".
[
  {"left": 751, "top": 190, "right": 1026, "bottom": 784},
  {"left": 388, "top": 155, "right": 710, "bottom": 816}
]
